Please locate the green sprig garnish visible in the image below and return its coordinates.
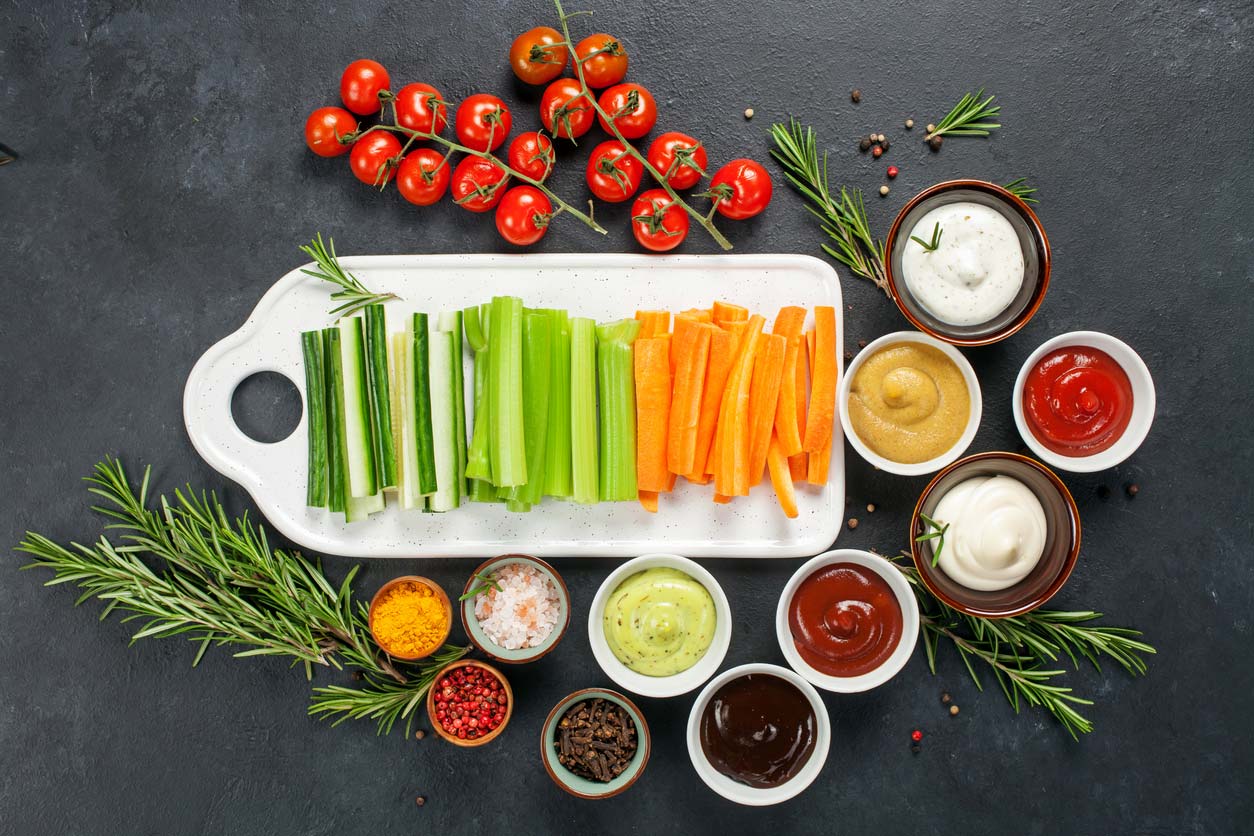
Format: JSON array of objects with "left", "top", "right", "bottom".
[
  {"left": 299, "top": 233, "right": 399, "bottom": 318},
  {"left": 1003, "top": 177, "right": 1040, "bottom": 205},
  {"left": 915, "top": 512, "right": 950, "bottom": 566},
  {"left": 910, "top": 222, "right": 944, "bottom": 252},
  {"left": 926, "top": 89, "right": 1001, "bottom": 140},
  {"left": 459, "top": 571, "right": 502, "bottom": 602}
]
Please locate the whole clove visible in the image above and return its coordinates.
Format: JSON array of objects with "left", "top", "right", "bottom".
[{"left": 555, "top": 698, "right": 638, "bottom": 783}]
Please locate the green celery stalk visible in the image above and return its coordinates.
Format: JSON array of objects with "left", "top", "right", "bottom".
[
  {"left": 464, "top": 303, "right": 493, "bottom": 483},
  {"left": 507, "top": 310, "right": 552, "bottom": 509},
  {"left": 488, "top": 296, "right": 527, "bottom": 487},
  {"left": 363, "top": 305, "right": 397, "bottom": 489},
  {"left": 322, "top": 328, "right": 346, "bottom": 514},
  {"left": 570, "top": 317, "right": 599, "bottom": 504},
  {"left": 596, "top": 319, "right": 641, "bottom": 502},
  {"left": 542, "top": 310, "right": 572, "bottom": 499},
  {"left": 301, "top": 331, "right": 328, "bottom": 507}
]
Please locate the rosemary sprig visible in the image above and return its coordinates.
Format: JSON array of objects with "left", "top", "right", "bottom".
[
  {"left": 299, "top": 232, "right": 398, "bottom": 318},
  {"left": 769, "top": 119, "right": 889, "bottom": 296},
  {"left": 910, "top": 222, "right": 944, "bottom": 252},
  {"left": 15, "top": 458, "right": 468, "bottom": 735},
  {"left": 310, "top": 644, "right": 468, "bottom": 734},
  {"left": 915, "top": 512, "right": 950, "bottom": 566},
  {"left": 1003, "top": 177, "right": 1040, "bottom": 205},
  {"left": 926, "top": 89, "right": 1001, "bottom": 140},
  {"left": 892, "top": 554, "right": 1155, "bottom": 738},
  {"left": 459, "top": 570, "right": 502, "bottom": 602}
]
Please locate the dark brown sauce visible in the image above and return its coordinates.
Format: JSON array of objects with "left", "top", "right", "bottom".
[{"left": 699, "top": 673, "right": 817, "bottom": 788}]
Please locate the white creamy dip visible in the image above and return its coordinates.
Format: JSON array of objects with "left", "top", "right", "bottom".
[
  {"left": 901, "top": 202, "right": 1024, "bottom": 326},
  {"left": 930, "top": 475, "right": 1046, "bottom": 591}
]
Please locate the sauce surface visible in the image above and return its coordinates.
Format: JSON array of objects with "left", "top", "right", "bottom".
[
  {"left": 602, "top": 567, "right": 716, "bottom": 677},
  {"left": 699, "top": 674, "right": 816, "bottom": 789},
  {"left": 1023, "top": 346, "right": 1133, "bottom": 456},
  {"left": 901, "top": 201, "right": 1026, "bottom": 326},
  {"left": 788, "top": 563, "right": 903, "bottom": 677},
  {"left": 931, "top": 475, "right": 1047, "bottom": 591},
  {"left": 848, "top": 341, "right": 970, "bottom": 464}
]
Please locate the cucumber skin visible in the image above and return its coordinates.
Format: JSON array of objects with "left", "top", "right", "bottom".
[
  {"left": 323, "top": 328, "right": 347, "bottom": 514},
  {"left": 301, "top": 331, "right": 328, "bottom": 507},
  {"left": 411, "top": 313, "right": 438, "bottom": 496},
  {"left": 339, "top": 317, "right": 378, "bottom": 499},
  {"left": 363, "top": 305, "right": 397, "bottom": 489}
]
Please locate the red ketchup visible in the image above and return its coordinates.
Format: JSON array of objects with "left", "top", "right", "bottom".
[
  {"left": 787, "top": 563, "right": 902, "bottom": 677},
  {"left": 1023, "top": 347, "right": 1133, "bottom": 456}
]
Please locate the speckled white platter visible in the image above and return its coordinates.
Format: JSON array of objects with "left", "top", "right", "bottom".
[{"left": 183, "top": 253, "right": 844, "bottom": 558}]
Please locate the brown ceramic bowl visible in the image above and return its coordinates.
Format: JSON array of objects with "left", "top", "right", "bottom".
[
  {"left": 910, "top": 452, "right": 1081, "bottom": 617},
  {"left": 460, "top": 555, "right": 571, "bottom": 664},
  {"left": 425, "top": 659, "right": 513, "bottom": 747},
  {"left": 367, "top": 575, "right": 452, "bottom": 661},
  {"left": 886, "top": 180, "right": 1051, "bottom": 347},
  {"left": 540, "top": 688, "right": 651, "bottom": 799}
]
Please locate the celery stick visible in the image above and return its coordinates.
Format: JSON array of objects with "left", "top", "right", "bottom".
[
  {"left": 466, "top": 346, "right": 496, "bottom": 502},
  {"left": 411, "top": 313, "right": 438, "bottom": 495},
  {"left": 507, "top": 310, "right": 551, "bottom": 509},
  {"left": 437, "top": 310, "right": 467, "bottom": 500},
  {"left": 488, "top": 296, "right": 527, "bottom": 487},
  {"left": 463, "top": 304, "right": 486, "bottom": 352},
  {"left": 363, "top": 305, "right": 397, "bottom": 489},
  {"left": 301, "top": 331, "right": 328, "bottom": 507},
  {"left": 543, "top": 310, "right": 572, "bottom": 499},
  {"left": 570, "top": 317, "right": 599, "bottom": 504},
  {"left": 322, "top": 328, "right": 346, "bottom": 514},
  {"left": 596, "top": 319, "right": 641, "bottom": 502}
]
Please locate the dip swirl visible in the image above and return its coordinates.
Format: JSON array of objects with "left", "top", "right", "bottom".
[
  {"left": 603, "top": 567, "right": 716, "bottom": 676},
  {"left": 699, "top": 673, "right": 816, "bottom": 789},
  {"left": 788, "top": 563, "right": 903, "bottom": 678},
  {"left": 847, "top": 342, "right": 970, "bottom": 464},
  {"left": 1023, "top": 346, "right": 1133, "bottom": 455},
  {"left": 931, "top": 475, "right": 1047, "bottom": 591}
]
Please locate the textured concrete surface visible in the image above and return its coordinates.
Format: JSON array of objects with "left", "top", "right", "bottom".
[{"left": 1, "top": 0, "right": 1251, "bottom": 833}]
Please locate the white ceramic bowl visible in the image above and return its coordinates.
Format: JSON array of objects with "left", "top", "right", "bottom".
[
  {"left": 838, "top": 330, "right": 983, "bottom": 476},
  {"left": 588, "top": 554, "right": 732, "bottom": 699},
  {"left": 775, "top": 550, "right": 920, "bottom": 693},
  {"left": 1012, "top": 331, "right": 1156, "bottom": 473},
  {"left": 686, "top": 663, "right": 831, "bottom": 806}
]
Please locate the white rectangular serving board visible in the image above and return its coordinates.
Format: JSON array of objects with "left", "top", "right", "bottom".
[{"left": 183, "top": 253, "right": 844, "bottom": 558}]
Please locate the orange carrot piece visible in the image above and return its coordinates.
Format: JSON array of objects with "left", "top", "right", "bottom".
[
  {"left": 638, "top": 490, "right": 660, "bottom": 513},
  {"left": 803, "top": 327, "right": 833, "bottom": 485},
  {"left": 789, "top": 332, "right": 810, "bottom": 481},
  {"left": 712, "top": 493, "right": 733, "bottom": 504},
  {"left": 771, "top": 307, "right": 807, "bottom": 457},
  {"left": 712, "top": 301, "right": 749, "bottom": 327},
  {"left": 687, "top": 329, "right": 735, "bottom": 482},
  {"left": 687, "top": 473, "right": 711, "bottom": 486},
  {"left": 747, "top": 334, "right": 787, "bottom": 486},
  {"left": 678, "top": 307, "right": 713, "bottom": 323},
  {"left": 767, "top": 434, "right": 799, "bottom": 519},
  {"left": 802, "top": 307, "right": 837, "bottom": 453},
  {"left": 634, "top": 337, "right": 672, "bottom": 494},
  {"left": 635, "top": 310, "right": 671, "bottom": 339},
  {"left": 668, "top": 319, "right": 713, "bottom": 476},
  {"left": 713, "top": 314, "right": 766, "bottom": 497}
]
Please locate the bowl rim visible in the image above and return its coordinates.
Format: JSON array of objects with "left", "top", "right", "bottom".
[
  {"left": 424, "top": 658, "right": 513, "bottom": 747},
  {"left": 774, "top": 549, "right": 921, "bottom": 692},
  {"left": 459, "top": 554, "right": 571, "bottom": 664},
  {"left": 909, "top": 451, "right": 1082, "bottom": 617},
  {"left": 587, "top": 553, "right": 732, "bottom": 698},
  {"left": 367, "top": 575, "right": 453, "bottom": 661},
  {"left": 1011, "top": 330, "right": 1157, "bottom": 473},
  {"left": 539, "top": 687, "right": 652, "bottom": 800},
  {"left": 885, "top": 179, "right": 1052, "bottom": 347},
  {"left": 685, "top": 662, "right": 831, "bottom": 806},
  {"left": 838, "top": 330, "right": 983, "bottom": 476}
]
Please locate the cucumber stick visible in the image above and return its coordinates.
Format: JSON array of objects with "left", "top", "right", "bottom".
[
  {"left": 392, "top": 331, "right": 422, "bottom": 510},
  {"left": 337, "top": 317, "right": 377, "bottom": 499},
  {"left": 437, "top": 310, "right": 467, "bottom": 501},
  {"left": 301, "top": 331, "right": 328, "bottom": 507},
  {"left": 411, "top": 313, "right": 438, "bottom": 495},
  {"left": 323, "top": 328, "right": 347, "bottom": 514},
  {"left": 426, "top": 327, "right": 460, "bottom": 512},
  {"left": 363, "top": 305, "right": 397, "bottom": 489},
  {"left": 570, "top": 317, "right": 599, "bottom": 504}
]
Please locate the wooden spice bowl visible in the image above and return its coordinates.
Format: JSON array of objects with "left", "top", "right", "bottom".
[
  {"left": 367, "top": 575, "right": 452, "bottom": 661},
  {"left": 425, "top": 659, "right": 513, "bottom": 748}
]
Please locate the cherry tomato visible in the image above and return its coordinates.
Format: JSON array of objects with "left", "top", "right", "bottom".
[
  {"left": 508, "top": 132, "right": 555, "bottom": 182},
  {"left": 349, "top": 131, "right": 401, "bottom": 186},
  {"left": 707, "top": 159, "right": 773, "bottom": 219},
  {"left": 509, "top": 27, "right": 569, "bottom": 85},
  {"left": 597, "top": 83, "right": 656, "bottom": 140},
  {"left": 573, "top": 33, "right": 628, "bottom": 88},
  {"left": 495, "top": 186, "right": 554, "bottom": 246},
  {"left": 456, "top": 94, "right": 512, "bottom": 153},
  {"left": 631, "top": 189, "right": 689, "bottom": 252},
  {"left": 450, "top": 156, "right": 510, "bottom": 212},
  {"left": 304, "top": 107, "right": 358, "bottom": 158},
  {"left": 396, "top": 148, "right": 451, "bottom": 206},
  {"left": 340, "top": 59, "right": 390, "bottom": 116},
  {"left": 540, "top": 79, "right": 595, "bottom": 140},
  {"left": 394, "top": 83, "right": 448, "bottom": 134},
  {"left": 646, "top": 132, "right": 708, "bottom": 190},
  {"left": 586, "top": 140, "right": 643, "bottom": 203}
]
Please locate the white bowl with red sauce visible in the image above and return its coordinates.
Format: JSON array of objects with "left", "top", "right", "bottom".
[
  {"left": 775, "top": 549, "right": 920, "bottom": 693},
  {"left": 1012, "top": 331, "right": 1156, "bottom": 473}
]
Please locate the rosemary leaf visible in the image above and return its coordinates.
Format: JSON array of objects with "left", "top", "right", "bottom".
[
  {"left": 299, "top": 232, "right": 398, "bottom": 318},
  {"left": 926, "top": 90, "right": 1002, "bottom": 140}
]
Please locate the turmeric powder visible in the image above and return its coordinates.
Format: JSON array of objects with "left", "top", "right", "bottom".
[{"left": 371, "top": 580, "right": 448, "bottom": 658}]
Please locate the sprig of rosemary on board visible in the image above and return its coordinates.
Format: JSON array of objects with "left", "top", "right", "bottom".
[
  {"left": 915, "top": 513, "right": 950, "bottom": 565},
  {"left": 925, "top": 89, "right": 1001, "bottom": 140},
  {"left": 15, "top": 459, "right": 468, "bottom": 736},
  {"left": 910, "top": 223, "right": 944, "bottom": 253},
  {"left": 769, "top": 119, "right": 889, "bottom": 296},
  {"left": 1003, "top": 177, "right": 1040, "bottom": 205},
  {"left": 891, "top": 554, "right": 1155, "bottom": 739},
  {"left": 459, "top": 571, "right": 502, "bottom": 602},
  {"left": 300, "top": 233, "right": 399, "bottom": 318}
]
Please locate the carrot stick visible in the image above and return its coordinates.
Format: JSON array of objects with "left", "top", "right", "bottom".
[
  {"left": 747, "top": 334, "right": 787, "bottom": 485},
  {"left": 802, "top": 306, "right": 837, "bottom": 453},
  {"left": 713, "top": 314, "right": 765, "bottom": 497},
  {"left": 678, "top": 307, "right": 713, "bottom": 323},
  {"left": 803, "top": 327, "right": 833, "bottom": 485},
  {"left": 687, "top": 328, "right": 735, "bottom": 482},
  {"left": 639, "top": 490, "right": 659, "bottom": 513},
  {"left": 770, "top": 307, "right": 807, "bottom": 457},
  {"left": 789, "top": 331, "right": 810, "bottom": 481},
  {"left": 668, "top": 319, "right": 713, "bottom": 476},
  {"left": 712, "top": 301, "right": 748, "bottom": 327},
  {"left": 767, "top": 434, "right": 799, "bottom": 519},
  {"left": 634, "top": 337, "right": 672, "bottom": 495},
  {"left": 635, "top": 310, "right": 670, "bottom": 339},
  {"left": 712, "top": 493, "right": 732, "bottom": 504}
]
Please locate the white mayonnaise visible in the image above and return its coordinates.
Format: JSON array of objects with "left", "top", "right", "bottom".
[
  {"left": 901, "top": 202, "right": 1024, "bottom": 326},
  {"left": 930, "top": 475, "right": 1046, "bottom": 592}
]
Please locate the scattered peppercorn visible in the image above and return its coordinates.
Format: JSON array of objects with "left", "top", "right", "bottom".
[
  {"left": 926, "top": 123, "right": 936, "bottom": 133},
  {"left": 744, "top": 107, "right": 754, "bottom": 120},
  {"left": 876, "top": 133, "right": 886, "bottom": 143},
  {"left": 887, "top": 166, "right": 899, "bottom": 179},
  {"left": 414, "top": 729, "right": 426, "bottom": 740},
  {"left": 949, "top": 705, "right": 960, "bottom": 716},
  {"left": 844, "top": 350, "right": 854, "bottom": 360},
  {"left": 1127, "top": 483, "right": 1140, "bottom": 497},
  {"left": 857, "top": 339, "right": 867, "bottom": 348},
  {"left": 879, "top": 185, "right": 889, "bottom": 196},
  {"left": 415, "top": 796, "right": 426, "bottom": 807},
  {"left": 865, "top": 504, "right": 875, "bottom": 513},
  {"left": 880, "top": 139, "right": 890, "bottom": 152},
  {"left": 905, "top": 118, "right": 915, "bottom": 129},
  {"left": 859, "top": 137, "right": 872, "bottom": 153},
  {"left": 847, "top": 518, "right": 859, "bottom": 529},
  {"left": 872, "top": 145, "right": 883, "bottom": 158},
  {"left": 350, "top": 670, "right": 364, "bottom": 681},
  {"left": 941, "top": 692, "right": 951, "bottom": 704},
  {"left": 911, "top": 729, "right": 923, "bottom": 742},
  {"left": 911, "top": 743, "right": 922, "bottom": 755},
  {"left": 928, "top": 135, "right": 943, "bottom": 152},
  {"left": 851, "top": 89, "right": 862, "bottom": 103}
]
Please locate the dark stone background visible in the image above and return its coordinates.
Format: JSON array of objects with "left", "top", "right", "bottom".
[{"left": 2, "top": 0, "right": 1250, "bottom": 833}]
